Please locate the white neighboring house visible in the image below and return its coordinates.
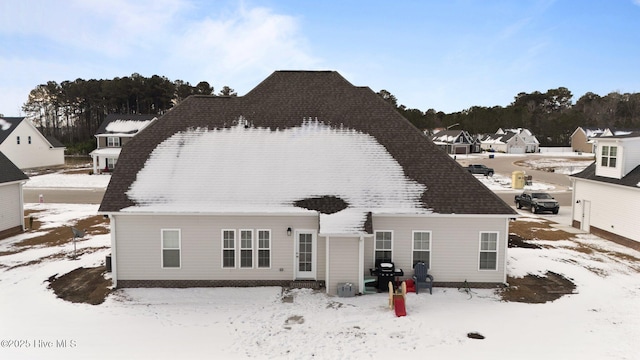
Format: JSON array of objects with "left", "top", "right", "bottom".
[
  {"left": 571, "top": 131, "right": 640, "bottom": 249},
  {"left": 497, "top": 128, "right": 540, "bottom": 153},
  {"left": 90, "top": 114, "right": 156, "bottom": 174},
  {"left": 480, "top": 132, "right": 527, "bottom": 153},
  {"left": 0, "top": 151, "right": 28, "bottom": 239},
  {"left": 0, "top": 117, "right": 65, "bottom": 169},
  {"left": 99, "top": 71, "right": 517, "bottom": 295}
]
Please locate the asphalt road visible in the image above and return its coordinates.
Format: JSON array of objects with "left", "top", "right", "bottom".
[
  {"left": 24, "top": 188, "right": 106, "bottom": 205},
  {"left": 456, "top": 154, "right": 575, "bottom": 207}
]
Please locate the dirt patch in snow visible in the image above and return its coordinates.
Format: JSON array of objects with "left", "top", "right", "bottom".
[
  {"left": 500, "top": 272, "right": 576, "bottom": 303},
  {"left": 48, "top": 266, "right": 112, "bottom": 305},
  {"left": 509, "top": 218, "right": 574, "bottom": 241}
]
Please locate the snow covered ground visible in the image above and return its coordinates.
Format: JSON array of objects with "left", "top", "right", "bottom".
[{"left": 3, "top": 155, "right": 639, "bottom": 359}]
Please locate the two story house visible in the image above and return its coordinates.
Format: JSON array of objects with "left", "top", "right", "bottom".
[
  {"left": 431, "top": 130, "right": 479, "bottom": 154},
  {"left": 570, "top": 131, "right": 640, "bottom": 248},
  {"left": 0, "top": 117, "right": 65, "bottom": 169},
  {"left": 90, "top": 114, "right": 156, "bottom": 174}
]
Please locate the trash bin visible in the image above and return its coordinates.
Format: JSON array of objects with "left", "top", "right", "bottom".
[{"left": 511, "top": 171, "right": 525, "bottom": 189}]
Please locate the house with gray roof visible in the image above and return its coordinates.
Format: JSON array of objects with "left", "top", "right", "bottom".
[
  {"left": 571, "top": 131, "right": 640, "bottom": 249},
  {"left": 479, "top": 132, "right": 527, "bottom": 153},
  {"left": 90, "top": 114, "right": 156, "bottom": 174},
  {"left": 431, "top": 130, "right": 479, "bottom": 154},
  {"left": 0, "top": 151, "right": 28, "bottom": 239},
  {"left": 100, "top": 71, "right": 516, "bottom": 294},
  {"left": 0, "top": 117, "right": 65, "bottom": 169}
]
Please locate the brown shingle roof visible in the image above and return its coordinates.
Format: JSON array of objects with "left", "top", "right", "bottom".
[{"left": 100, "top": 71, "right": 514, "bottom": 216}]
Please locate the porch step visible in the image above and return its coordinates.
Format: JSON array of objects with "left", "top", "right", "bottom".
[{"left": 289, "top": 280, "right": 325, "bottom": 290}]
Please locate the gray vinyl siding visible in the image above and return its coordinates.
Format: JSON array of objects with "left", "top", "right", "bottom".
[
  {"left": 326, "top": 236, "right": 360, "bottom": 295},
  {"left": 114, "top": 214, "right": 319, "bottom": 281},
  {"left": 0, "top": 184, "right": 22, "bottom": 232},
  {"left": 371, "top": 216, "right": 508, "bottom": 283}
]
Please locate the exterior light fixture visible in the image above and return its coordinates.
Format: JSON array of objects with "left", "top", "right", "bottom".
[{"left": 287, "top": 227, "right": 292, "bottom": 236}]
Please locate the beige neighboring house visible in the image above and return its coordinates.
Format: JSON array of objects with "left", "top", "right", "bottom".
[
  {"left": 571, "top": 131, "right": 640, "bottom": 249},
  {"left": 99, "top": 71, "right": 516, "bottom": 295},
  {"left": 90, "top": 114, "right": 156, "bottom": 174},
  {"left": 0, "top": 151, "right": 28, "bottom": 239},
  {"left": 0, "top": 117, "right": 65, "bottom": 169}
]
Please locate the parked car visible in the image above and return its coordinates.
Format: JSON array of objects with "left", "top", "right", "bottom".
[
  {"left": 466, "top": 164, "right": 494, "bottom": 176},
  {"left": 514, "top": 191, "right": 559, "bottom": 214}
]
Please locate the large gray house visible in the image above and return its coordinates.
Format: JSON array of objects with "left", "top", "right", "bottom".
[{"left": 99, "top": 71, "right": 516, "bottom": 295}]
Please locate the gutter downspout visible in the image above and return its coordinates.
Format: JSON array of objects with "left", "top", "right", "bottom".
[
  {"left": 19, "top": 181, "right": 25, "bottom": 231},
  {"left": 325, "top": 235, "right": 330, "bottom": 294},
  {"left": 109, "top": 214, "right": 117, "bottom": 288},
  {"left": 503, "top": 220, "right": 509, "bottom": 284},
  {"left": 358, "top": 235, "right": 364, "bottom": 293}
]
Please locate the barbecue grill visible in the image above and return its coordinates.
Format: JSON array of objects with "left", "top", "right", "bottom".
[{"left": 370, "top": 260, "right": 404, "bottom": 292}]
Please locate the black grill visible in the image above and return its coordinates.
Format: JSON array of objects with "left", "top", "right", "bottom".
[{"left": 370, "top": 260, "right": 404, "bottom": 291}]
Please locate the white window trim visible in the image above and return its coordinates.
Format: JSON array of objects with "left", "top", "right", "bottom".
[
  {"left": 107, "top": 136, "right": 120, "bottom": 147},
  {"left": 601, "top": 145, "right": 617, "bottom": 168},
  {"left": 478, "top": 231, "right": 499, "bottom": 271},
  {"left": 239, "top": 229, "right": 254, "bottom": 269},
  {"left": 257, "top": 229, "right": 271, "bottom": 269},
  {"left": 161, "top": 228, "right": 181, "bottom": 269},
  {"left": 411, "top": 230, "right": 432, "bottom": 267},
  {"left": 374, "top": 230, "right": 393, "bottom": 262},
  {"left": 221, "top": 229, "right": 236, "bottom": 269}
]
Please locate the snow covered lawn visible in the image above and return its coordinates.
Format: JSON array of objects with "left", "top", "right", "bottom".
[{"left": 1, "top": 203, "right": 639, "bottom": 359}]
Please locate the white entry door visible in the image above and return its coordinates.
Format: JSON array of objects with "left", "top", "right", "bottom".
[
  {"left": 581, "top": 200, "right": 591, "bottom": 232},
  {"left": 295, "top": 231, "right": 316, "bottom": 279}
]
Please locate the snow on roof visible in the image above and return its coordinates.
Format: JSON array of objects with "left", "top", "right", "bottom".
[
  {"left": 0, "top": 118, "right": 11, "bottom": 131},
  {"left": 104, "top": 119, "right": 154, "bottom": 135},
  {"left": 125, "top": 119, "right": 429, "bottom": 232},
  {"left": 89, "top": 148, "right": 122, "bottom": 156}
]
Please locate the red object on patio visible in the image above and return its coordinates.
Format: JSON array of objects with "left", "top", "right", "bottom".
[{"left": 405, "top": 279, "right": 415, "bottom": 293}]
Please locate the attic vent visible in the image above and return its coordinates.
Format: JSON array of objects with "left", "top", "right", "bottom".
[{"left": 293, "top": 196, "right": 349, "bottom": 214}]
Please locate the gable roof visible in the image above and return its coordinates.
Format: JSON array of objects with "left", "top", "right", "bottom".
[
  {"left": 96, "top": 114, "right": 157, "bottom": 136},
  {"left": 0, "top": 151, "right": 28, "bottom": 184},
  {"left": 571, "top": 163, "right": 640, "bottom": 188},
  {"left": 100, "top": 71, "right": 515, "bottom": 230},
  {"left": 481, "top": 132, "right": 518, "bottom": 144},
  {"left": 431, "top": 130, "right": 472, "bottom": 144},
  {"left": 45, "top": 136, "right": 65, "bottom": 148},
  {"left": 0, "top": 117, "right": 23, "bottom": 145}
]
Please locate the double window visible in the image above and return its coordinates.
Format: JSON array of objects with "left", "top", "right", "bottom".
[
  {"left": 161, "top": 229, "right": 181, "bottom": 268},
  {"left": 222, "top": 229, "right": 271, "bottom": 269},
  {"left": 412, "top": 231, "right": 431, "bottom": 268},
  {"left": 479, "top": 232, "right": 498, "bottom": 270},
  {"left": 601, "top": 146, "right": 617, "bottom": 168},
  {"left": 107, "top": 136, "right": 120, "bottom": 147},
  {"left": 106, "top": 158, "right": 117, "bottom": 170},
  {"left": 374, "top": 231, "right": 393, "bottom": 262}
]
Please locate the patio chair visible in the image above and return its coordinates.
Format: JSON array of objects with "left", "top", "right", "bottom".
[{"left": 412, "top": 262, "right": 434, "bottom": 294}]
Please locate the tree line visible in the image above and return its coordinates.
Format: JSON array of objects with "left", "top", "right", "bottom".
[
  {"left": 382, "top": 87, "right": 640, "bottom": 146},
  {"left": 21, "top": 73, "right": 236, "bottom": 153},
  {"left": 21, "top": 74, "right": 640, "bottom": 153}
]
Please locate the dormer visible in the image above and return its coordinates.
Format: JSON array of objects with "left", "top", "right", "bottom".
[{"left": 594, "top": 134, "right": 640, "bottom": 179}]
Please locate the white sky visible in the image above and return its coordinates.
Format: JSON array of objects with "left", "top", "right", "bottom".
[{"left": 1, "top": 0, "right": 640, "bottom": 116}]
